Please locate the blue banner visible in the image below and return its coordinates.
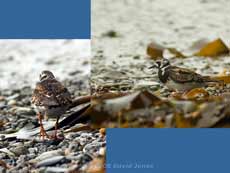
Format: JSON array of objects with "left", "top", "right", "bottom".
[
  {"left": 0, "top": 0, "right": 90, "bottom": 38},
  {"left": 107, "top": 129, "right": 230, "bottom": 173}
]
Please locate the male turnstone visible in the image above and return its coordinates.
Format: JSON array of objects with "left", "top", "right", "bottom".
[
  {"left": 31, "top": 70, "right": 72, "bottom": 139},
  {"left": 149, "top": 59, "right": 223, "bottom": 92}
]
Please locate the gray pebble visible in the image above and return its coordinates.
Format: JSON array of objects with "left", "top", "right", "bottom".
[
  {"left": 36, "top": 156, "right": 66, "bottom": 167},
  {"left": 0, "top": 166, "right": 6, "bottom": 173},
  {"left": 10, "top": 146, "right": 28, "bottom": 156},
  {"left": 14, "top": 107, "right": 35, "bottom": 116},
  {"left": 44, "top": 167, "right": 68, "bottom": 173},
  {"left": 7, "top": 99, "right": 17, "bottom": 106},
  {"left": 67, "top": 142, "right": 80, "bottom": 153},
  {"left": 33, "top": 150, "right": 64, "bottom": 162},
  {"left": 6, "top": 94, "right": 20, "bottom": 101},
  {"left": 28, "top": 147, "right": 38, "bottom": 154},
  {"left": 27, "top": 153, "right": 36, "bottom": 160}
]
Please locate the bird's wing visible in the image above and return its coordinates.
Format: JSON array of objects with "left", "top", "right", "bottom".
[
  {"left": 31, "top": 79, "right": 72, "bottom": 106},
  {"left": 169, "top": 66, "right": 204, "bottom": 83}
]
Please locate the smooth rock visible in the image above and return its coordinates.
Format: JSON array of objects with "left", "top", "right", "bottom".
[
  {"left": 66, "top": 142, "right": 80, "bottom": 153},
  {"left": 36, "top": 156, "right": 66, "bottom": 167},
  {"left": 14, "top": 107, "right": 35, "bottom": 115},
  {"left": 6, "top": 94, "right": 20, "bottom": 101},
  {"left": 99, "top": 147, "right": 106, "bottom": 156},
  {"left": 83, "top": 142, "right": 103, "bottom": 153},
  {"left": 28, "top": 148, "right": 38, "bottom": 154},
  {"left": 7, "top": 100, "right": 17, "bottom": 106},
  {"left": 0, "top": 166, "right": 6, "bottom": 173},
  {"left": 44, "top": 167, "right": 68, "bottom": 173},
  {"left": 33, "top": 150, "right": 64, "bottom": 162}
]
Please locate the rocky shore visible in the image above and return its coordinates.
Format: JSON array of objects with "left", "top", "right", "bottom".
[{"left": 0, "top": 40, "right": 105, "bottom": 173}]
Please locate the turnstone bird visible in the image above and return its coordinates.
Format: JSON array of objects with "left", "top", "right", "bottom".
[
  {"left": 149, "top": 59, "right": 223, "bottom": 92},
  {"left": 31, "top": 70, "right": 72, "bottom": 139}
]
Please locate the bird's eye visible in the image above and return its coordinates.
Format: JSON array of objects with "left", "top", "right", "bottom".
[
  {"left": 40, "top": 74, "right": 47, "bottom": 80},
  {"left": 163, "top": 59, "right": 169, "bottom": 65},
  {"left": 156, "top": 61, "right": 161, "bottom": 66}
]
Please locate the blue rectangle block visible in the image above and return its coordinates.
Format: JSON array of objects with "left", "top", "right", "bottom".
[
  {"left": 107, "top": 129, "right": 230, "bottom": 173},
  {"left": 0, "top": 0, "right": 90, "bottom": 38}
]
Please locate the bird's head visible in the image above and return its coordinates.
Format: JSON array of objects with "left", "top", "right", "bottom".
[
  {"left": 149, "top": 58, "right": 170, "bottom": 70},
  {"left": 39, "top": 70, "right": 55, "bottom": 81}
]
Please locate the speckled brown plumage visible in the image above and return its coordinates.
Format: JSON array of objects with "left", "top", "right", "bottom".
[
  {"left": 32, "top": 78, "right": 72, "bottom": 108},
  {"left": 150, "top": 59, "right": 223, "bottom": 92},
  {"left": 31, "top": 70, "right": 72, "bottom": 139}
]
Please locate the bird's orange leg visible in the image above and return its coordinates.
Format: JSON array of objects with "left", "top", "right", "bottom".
[
  {"left": 49, "top": 117, "right": 62, "bottom": 140},
  {"left": 54, "top": 117, "right": 59, "bottom": 139},
  {"left": 37, "top": 113, "right": 49, "bottom": 139}
]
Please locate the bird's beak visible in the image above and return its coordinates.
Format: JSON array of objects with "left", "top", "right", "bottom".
[{"left": 148, "top": 63, "right": 158, "bottom": 69}]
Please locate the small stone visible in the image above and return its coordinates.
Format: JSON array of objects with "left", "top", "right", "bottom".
[
  {"left": 44, "top": 167, "right": 68, "bottom": 173},
  {"left": 33, "top": 150, "right": 64, "bottom": 162},
  {"left": 0, "top": 153, "right": 7, "bottom": 159},
  {"left": 28, "top": 148, "right": 38, "bottom": 154},
  {"left": 6, "top": 94, "right": 20, "bottom": 101},
  {"left": 0, "top": 166, "right": 6, "bottom": 173},
  {"left": 0, "top": 102, "right": 6, "bottom": 109},
  {"left": 7, "top": 100, "right": 17, "bottom": 106},
  {"left": 21, "top": 167, "right": 29, "bottom": 173},
  {"left": 102, "top": 30, "right": 118, "bottom": 38},
  {"left": 65, "top": 142, "right": 80, "bottom": 154},
  {"left": 0, "top": 96, "right": 5, "bottom": 101},
  {"left": 83, "top": 142, "right": 103, "bottom": 154},
  {"left": 27, "top": 153, "right": 36, "bottom": 160},
  {"left": 73, "top": 153, "right": 92, "bottom": 164},
  {"left": 36, "top": 156, "right": 66, "bottom": 167},
  {"left": 98, "top": 147, "right": 106, "bottom": 156},
  {"left": 14, "top": 107, "right": 35, "bottom": 116},
  {"left": 10, "top": 146, "right": 28, "bottom": 156}
]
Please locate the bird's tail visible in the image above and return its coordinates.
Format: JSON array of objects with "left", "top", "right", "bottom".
[
  {"left": 203, "top": 76, "right": 222, "bottom": 82},
  {"left": 203, "top": 76, "right": 225, "bottom": 87}
]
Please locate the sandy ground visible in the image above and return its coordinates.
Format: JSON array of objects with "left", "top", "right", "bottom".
[
  {"left": 0, "top": 40, "right": 90, "bottom": 91},
  {"left": 91, "top": 0, "right": 230, "bottom": 92}
]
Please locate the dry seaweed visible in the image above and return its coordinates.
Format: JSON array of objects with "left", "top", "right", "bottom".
[
  {"left": 147, "top": 38, "right": 230, "bottom": 59},
  {"left": 194, "top": 38, "right": 229, "bottom": 57}
]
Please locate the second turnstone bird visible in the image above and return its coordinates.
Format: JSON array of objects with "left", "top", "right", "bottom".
[
  {"left": 31, "top": 70, "right": 72, "bottom": 139},
  {"left": 149, "top": 59, "right": 223, "bottom": 92}
]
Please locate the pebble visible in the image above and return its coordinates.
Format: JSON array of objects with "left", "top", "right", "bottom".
[
  {"left": 28, "top": 147, "right": 38, "bottom": 154},
  {"left": 6, "top": 94, "right": 20, "bottom": 101},
  {"left": 0, "top": 166, "right": 6, "bottom": 173},
  {"left": 0, "top": 96, "right": 5, "bottom": 101},
  {"left": 0, "top": 102, "right": 6, "bottom": 109},
  {"left": 65, "top": 142, "right": 80, "bottom": 154},
  {"left": 83, "top": 142, "right": 104, "bottom": 154},
  {"left": 27, "top": 153, "right": 36, "bottom": 160},
  {"left": 14, "top": 107, "right": 35, "bottom": 116},
  {"left": 70, "top": 153, "right": 92, "bottom": 164},
  {"left": 33, "top": 150, "right": 64, "bottom": 162},
  {"left": 44, "top": 167, "right": 68, "bottom": 173},
  {"left": 99, "top": 147, "right": 106, "bottom": 156},
  {"left": 7, "top": 99, "right": 17, "bottom": 106},
  {"left": 36, "top": 156, "right": 66, "bottom": 167},
  {"left": 13, "top": 148, "right": 27, "bottom": 158}
]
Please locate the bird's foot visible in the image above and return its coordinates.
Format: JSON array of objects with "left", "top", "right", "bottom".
[
  {"left": 38, "top": 113, "right": 50, "bottom": 140},
  {"left": 39, "top": 126, "right": 50, "bottom": 140},
  {"left": 49, "top": 132, "right": 64, "bottom": 140}
]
